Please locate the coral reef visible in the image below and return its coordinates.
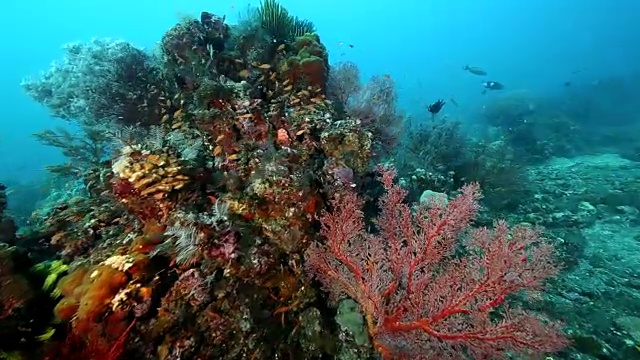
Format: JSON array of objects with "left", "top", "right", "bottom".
[{"left": 7, "top": 2, "right": 568, "bottom": 359}]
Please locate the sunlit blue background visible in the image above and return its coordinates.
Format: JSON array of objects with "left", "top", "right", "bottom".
[{"left": 1, "top": 0, "right": 638, "bottom": 183}]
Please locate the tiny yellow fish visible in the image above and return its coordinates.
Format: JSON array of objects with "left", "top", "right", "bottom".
[
  {"left": 282, "top": 79, "right": 291, "bottom": 86},
  {"left": 269, "top": 72, "right": 277, "bottom": 80},
  {"left": 215, "top": 134, "right": 225, "bottom": 142},
  {"left": 227, "top": 154, "right": 240, "bottom": 160},
  {"left": 258, "top": 63, "right": 271, "bottom": 70},
  {"left": 277, "top": 44, "right": 286, "bottom": 51},
  {"left": 173, "top": 109, "right": 184, "bottom": 118},
  {"left": 161, "top": 114, "right": 170, "bottom": 122},
  {"left": 283, "top": 85, "right": 293, "bottom": 92},
  {"left": 295, "top": 129, "right": 306, "bottom": 136},
  {"left": 239, "top": 113, "right": 253, "bottom": 119},
  {"left": 214, "top": 145, "right": 223, "bottom": 156},
  {"left": 238, "top": 69, "right": 250, "bottom": 78},
  {"left": 171, "top": 122, "right": 183, "bottom": 129}
]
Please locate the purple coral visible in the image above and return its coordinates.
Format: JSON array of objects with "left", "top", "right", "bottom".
[{"left": 209, "top": 229, "right": 238, "bottom": 261}]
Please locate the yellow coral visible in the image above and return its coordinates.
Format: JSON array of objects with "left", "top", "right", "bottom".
[
  {"left": 116, "top": 151, "right": 190, "bottom": 199},
  {"left": 36, "top": 327, "right": 56, "bottom": 342},
  {"left": 33, "top": 260, "right": 69, "bottom": 295}
]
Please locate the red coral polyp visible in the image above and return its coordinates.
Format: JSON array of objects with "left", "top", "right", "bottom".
[{"left": 111, "top": 178, "right": 138, "bottom": 202}]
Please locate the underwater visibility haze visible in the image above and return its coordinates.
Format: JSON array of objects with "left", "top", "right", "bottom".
[{"left": 1, "top": 0, "right": 640, "bottom": 359}]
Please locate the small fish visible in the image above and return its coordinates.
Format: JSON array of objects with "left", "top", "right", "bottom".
[
  {"left": 463, "top": 65, "right": 487, "bottom": 76},
  {"left": 283, "top": 85, "right": 293, "bottom": 92},
  {"left": 258, "top": 63, "right": 271, "bottom": 70},
  {"left": 238, "top": 69, "right": 250, "bottom": 78},
  {"left": 277, "top": 44, "right": 286, "bottom": 51},
  {"left": 482, "top": 81, "right": 504, "bottom": 91},
  {"left": 427, "top": 99, "right": 446, "bottom": 119},
  {"left": 450, "top": 97, "right": 459, "bottom": 107},
  {"left": 348, "top": 44, "right": 354, "bottom": 48}
]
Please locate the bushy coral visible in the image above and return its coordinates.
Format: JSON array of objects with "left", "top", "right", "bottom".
[
  {"left": 326, "top": 62, "right": 403, "bottom": 159},
  {"left": 22, "top": 38, "right": 166, "bottom": 126},
  {"left": 482, "top": 90, "right": 582, "bottom": 162},
  {"left": 396, "top": 117, "right": 530, "bottom": 213},
  {"left": 326, "top": 61, "right": 361, "bottom": 106}
]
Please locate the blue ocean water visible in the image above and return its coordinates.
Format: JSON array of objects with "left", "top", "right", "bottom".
[
  {"left": 2, "top": 0, "right": 638, "bottom": 181},
  {"left": 1, "top": 1, "right": 640, "bottom": 359}
]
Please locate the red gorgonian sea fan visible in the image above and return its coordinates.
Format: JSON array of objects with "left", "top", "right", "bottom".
[{"left": 305, "top": 168, "right": 568, "bottom": 359}]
